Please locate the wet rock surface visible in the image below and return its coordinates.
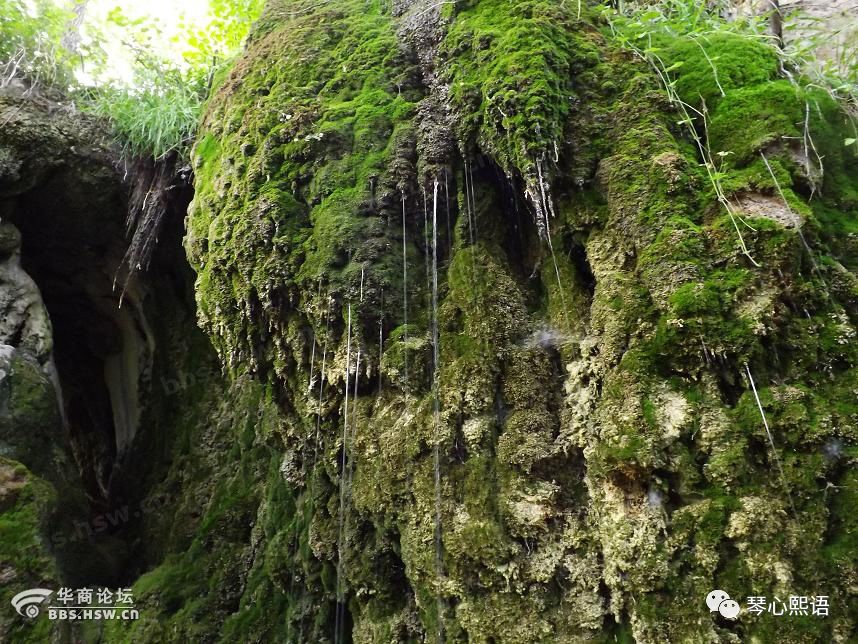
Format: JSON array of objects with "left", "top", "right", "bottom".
[
  {"left": 165, "top": 1, "right": 858, "bottom": 642},
  {"left": 1, "top": 2, "right": 857, "bottom": 643}
]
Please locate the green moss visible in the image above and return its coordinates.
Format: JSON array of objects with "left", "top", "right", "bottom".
[
  {"left": 660, "top": 32, "right": 780, "bottom": 110},
  {"left": 497, "top": 410, "right": 555, "bottom": 473},
  {"left": 0, "top": 461, "right": 55, "bottom": 572},
  {"left": 0, "top": 459, "right": 59, "bottom": 643},
  {"left": 709, "top": 80, "right": 805, "bottom": 161},
  {"left": 440, "top": 0, "right": 599, "bottom": 179},
  {"left": 444, "top": 456, "right": 509, "bottom": 568},
  {"left": 165, "top": 0, "right": 858, "bottom": 640},
  {"left": 100, "top": 377, "right": 310, "bottom": 644},
  {"left": 457, "top": 590, "right": 553, "bottom": 643},
  {"left": 188, "top": 0, "right": 420, "bottom": 374},
  {"left": 380, "top": 325, "right": 431, "bottom": 393},
  {"left": 0, "top": 354, "right": 62, "bottom": 480},
  {"left": 824, "top": 468, "right": 858, "bottom": 567},
  {"left": 501, "top": 347, "right": 553, "bottom": 410},
  {"left": 439, "top": 242, "right": 528, "bottom": 419},
  {"left": 708, "top": 80, "right": 852, "bottom": 183}
]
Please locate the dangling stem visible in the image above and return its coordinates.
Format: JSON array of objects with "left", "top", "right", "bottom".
[
  {"left": 760, "top": 151, "right": 830, "bottom": 301},
  {"left": 745, "top": 363, "right": 797, "bottom": 519}
]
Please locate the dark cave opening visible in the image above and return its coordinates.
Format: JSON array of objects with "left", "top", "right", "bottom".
[
  {"left": 1, "top": 160, "right": 145, "bottom": 585},
  {"left": 4, "top": 154, "right": 198, "bottom": 585},
  {"left": 10, "top": 163, "right": 131, "bottom": 504},
  {"left": 562, "top": 230, "right": 596, "bottom": 298},
  {"left": 486, "top": 158, "right": 538, "bottom": 287}
]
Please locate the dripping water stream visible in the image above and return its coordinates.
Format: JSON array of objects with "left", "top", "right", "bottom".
[
  {"left": 312, "top": 294, "right": 332, "bottom": 474},
  {"left": 463, "top": 161, "right": 480, "bottom": 320},
  {"left": 378, "top": 288, "right": 384, "bottom": 394},
  {"left": 292, "top": 287, "right": 332, "bottom": 641},
  {"left": 744, "top": 363, "right": 797, "bottom": 519},
  {"left": 402, "top": 192, "right": 409, "bottom": 391},
  {"left": 335, "top": 303, "right": 353, "bottom": 644},
  {"left": 467, "top": 160, "right": 478, "bottom": 243},
  {"left": 536, "top": 157, "right": 570, "bottom": 329},
  {"left": 307, "top": 280, "right": 323, "bottom": 395},
  {"left": 335, "top": 266, "right": 365, "bottom": 643},
  {"left": 423, "top": 187, "right": 431, "bottom": 313},
  {"left": 346, "top": 268, "right": 364, "bottom": 508},
  {"left": 464, "top": 160, "right": 476, "bottom": 248},
  {"left": 431, "top": 178, "right": 446, "bottom": 642}
]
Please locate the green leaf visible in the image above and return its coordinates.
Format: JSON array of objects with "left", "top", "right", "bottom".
[{"left": 845, "top": 138, "right": 857, "bottom": 147}]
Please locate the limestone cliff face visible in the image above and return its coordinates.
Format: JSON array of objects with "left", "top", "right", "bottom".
[
  {"left": 168, "top": 1, "right": 858, "bottom": 642},
  {"left": 1, "top": 2, "right": 856, "bottom": 643}
]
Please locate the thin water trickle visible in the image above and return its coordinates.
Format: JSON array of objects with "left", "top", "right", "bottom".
[
  {"left": 744, "top": 364, "right": 797, "bottom": 519},
  {"left": 431, "top": 178, "right": 445, "bottom": 643},
  {"left": 312, "top": 293, "right": 332, "bottom": 468},
  {"left": 354, "top": 269, "right": 364, "bottom": 410},
  {"left": 402, "top": 192, "right": 409, "bottom": 392},
  {"left": 464, "top": 161, "right": 476, "bottom": 247},
  {"left": 760, "top": 151, "right": 832, "bottom": 303},
  {"left": 444, "top": 168, "right": 452, "bottom": 247},
  {"left": 462, "top": 161, "right": 481, "bottom": 339},
  {"left": 344, "top": 324, "right": 361, "bottom": 544},
  {"left": 535, "top": 157, "right": 569, "bottom": 329},
  {"left": 335, "top": 303, "right": 353, "bottom": 644},
  {"left": 468, "top": 160, "right": 478, "bottom": 243},
  {"left": 295, "top": 289, "right": 332, "bottom": 642},
  {"left": 423, "top": 186, "right": 431, "bottom": 312},
  {"left": 378, "top": 288, "right": 384, "bottom": 394},
  {"left": 350, "top": 271, "right": 364, "bottom": 479},
  {"left": 308, "top": 280, "right": 323, "bottom": 393}
]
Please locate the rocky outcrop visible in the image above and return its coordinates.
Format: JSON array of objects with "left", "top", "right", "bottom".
[
  {"left": 0, "top": 220, "right": 64, "bottom": 478},
  {"left": 0, "top": 222, "right": 52, "bottom": 360},
  {"left": 155, "top": 1, "right": 858, "bottom": 642},
  {"left": 0, "top": 89, "right": 201, "bottom": 642},
  {"left": 1, "top": 2, "right": 856, "bottom": 643}
]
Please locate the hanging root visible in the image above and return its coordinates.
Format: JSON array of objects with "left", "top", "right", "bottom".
[
  {"left": 523, "top": 156, "right": 571, "bottom": 329},
  {"left": 115, "top": 155, "right": 190, "bottom": 305}
]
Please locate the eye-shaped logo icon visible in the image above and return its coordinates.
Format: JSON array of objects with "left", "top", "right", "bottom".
[
  {"left": 11, "top": 589, "right": 52, "bottom": 618},
  {"left": 706, "top": 589, "right": 740, "bottom": 620}
]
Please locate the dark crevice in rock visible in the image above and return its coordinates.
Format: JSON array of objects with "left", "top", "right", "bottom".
[
  {"left": 1, "top": 93, "right": 208, "bottom": 599},
  {"left": 11, "top": 162, "right": 137, "bottom": 503}
]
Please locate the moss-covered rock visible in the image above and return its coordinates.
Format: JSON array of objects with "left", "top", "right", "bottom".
[
  {"left": 163, "top": 1, "right": 858, "bottom": 641},
  {"left": 0, "top": 458, "right": 62, "bottom": 644}
]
